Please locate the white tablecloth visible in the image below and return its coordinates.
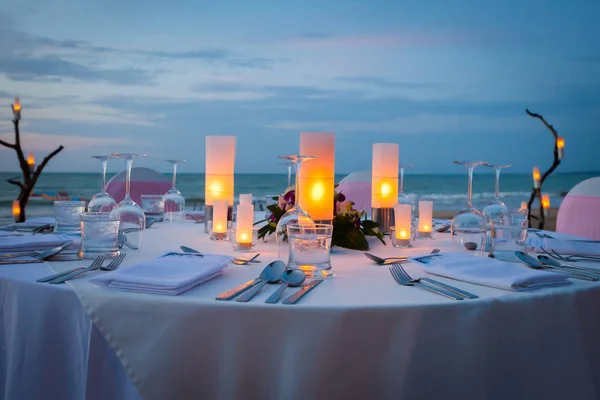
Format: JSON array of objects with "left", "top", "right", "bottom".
[{"left": 2, "top": 222, "right": 600, "bottom": 400}]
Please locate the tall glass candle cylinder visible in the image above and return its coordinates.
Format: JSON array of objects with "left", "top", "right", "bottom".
[
  {"left": 12, "top": 200, "right": 20, "bottom": 221},
  {"left": 235, "top": 203, "right": 254, "bottom": 246},
  {"left": 298, "top": 132, "right": 335, "bottom": 221},
  {"left": 532, "top": 167, "right": 541, "bottom": 189},
  {"left": 239, "top": 193, "right": 252, "bottom": 205},
  {"left": 541, "top": 193, "right": 550, "bottom": 210},
  {"left": 205, "top": 136, "right": 236, "bottom": 206},
  {"left": 392, "top": 203, "right": 412, "bottom": 247},
  {"left": 557, "top": 137, "right": 565, "bottom": 159},
  {"left": 372, "top": 143, "right": 399, "bottom": 209},
  {"left": 418, "top": 200, "right": 433, "bottom": 237}
]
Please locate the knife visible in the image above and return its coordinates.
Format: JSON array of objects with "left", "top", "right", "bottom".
[
  {"left": 282, "top": 280, "right": 323, "bottom": 305},
  {"left": 215, "top": 278, "right": 262, "bottom": 300},
  {"left": 0, "top": 258, "right": 45, "bottom": 265}
]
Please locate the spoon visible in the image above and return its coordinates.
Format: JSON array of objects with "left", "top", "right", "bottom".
[
  {"left": 231, "top": 253, "right": 261, "bottom": 265},
  {"left": 0, "top": 240, "right": 73, "bottom": 260},
  {"left": 537, "top": 255, "right": 600, "bottom": 278},
  {"left": 364, "top": 253, "right": 408, "bottom": 265},
  {"left": 515, "top": 251, "right": 599, "bottom": 281},
  {"left": 235, "top": 260, "right": 285, "bottom": 302},
  {"left": 265, "top": 269, "right": 306, "bottom": 303}
]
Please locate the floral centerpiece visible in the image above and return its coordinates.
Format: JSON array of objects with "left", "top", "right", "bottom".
[{"left": 256, "top": 186, "right": 385, "bottom": 251}]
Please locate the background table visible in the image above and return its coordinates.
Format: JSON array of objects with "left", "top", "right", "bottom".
[{"left": 2, "top": 221, "right": 600, "bottom": 400}]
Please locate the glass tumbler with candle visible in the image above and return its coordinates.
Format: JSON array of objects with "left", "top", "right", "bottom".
[
  {"left": 391, "top": 203, "right": 412, "bottom": 248},
  {"left": 417, "top": 200, "right": 434, "bottom": 239},
  {"left": 54, "top": 200, "right": 86, "bottom": 234},
  {"left": 79, "top": 212, "right": 120, "bottom": 259},
  {"left": 232, "top": 198, "right": 256, "bottom": 251},
  {"left": 287, "top": 223, "right": 333, "bottom": 278},
  {"left": 211, "top": 199, "right": 230, "bottom": 241}
]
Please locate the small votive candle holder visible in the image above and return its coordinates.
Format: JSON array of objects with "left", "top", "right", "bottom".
[
  {"left": 230, "top": 227, "right": 259, "bottom": 252},
  {"left": 417, "top": 200, "right": 434, "bottom": 239},
  {"left": 210, "top": 199, "right": 230, "bottom": 241},
  {"left": 390, "top": 227, "right": 412, "bottom": 248}
]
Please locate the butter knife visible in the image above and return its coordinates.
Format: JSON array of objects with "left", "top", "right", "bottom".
[
  {"left": 216, "top": 278, "right": 262, "bottom": 300},
  {"left": 282, "top": 280, "right": 323, "bottom": 305}
]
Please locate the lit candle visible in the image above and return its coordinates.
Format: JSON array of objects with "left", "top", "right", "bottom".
[
  {"left": 212, "top": 199, "right": 228, "bottom": 235},
  {"left": 12, "top": 97, "right": 21, "bottom": 121},
  {"left": 532, "top": 167, "right": 541, "bottom": 189},
  {"left": 205, "top": 136, "right": 236, "bottom": 206},
  {"left": 541, "top": 193, "right": 550, "bottom": 211},
  {"left": 520, "top": 201, "right": 528, "bottom": 211},
  {"left": 298, "top": 132, "right": 335, "bottom": 221},
  {"left": 27, "top": 152, "right": 35, "bottom": 172},
  {"left": 239, "top": 193, "right": 252, "bottom": 206},
  {"left": 235, "top": 203, "right": 254, "bottom": 248},
  {"left": 393, "top": 204, "right": 412, "bottom": 240},
  {"left": 371, "top": 143, "right": 399, "bottom": 209},
  {"left": 418, "top": 200, "right": 433, "bottom": 234},
  {"left": 556, "top": 137, "right": 565, "bottom": 159},
  {"left": 12, "top": 200, "right": 20, "bottom": 221}
]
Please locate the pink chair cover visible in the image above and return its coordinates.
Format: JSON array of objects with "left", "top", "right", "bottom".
[
  {"left": 336, "top": 183, "right": 372, "bottom": 211},
  {"left": 106, "top": 167, "right": 172, "bottom": 205},
  {"left": 556, "top": 177, "right": 600, "bottom": 240}
]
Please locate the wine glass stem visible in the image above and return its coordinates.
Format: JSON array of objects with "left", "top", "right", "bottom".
[
  {"left": 399, "top": 167, "right": 405, "bottom": 194},
  {"left": 172, "top": 163, "right": 178, "bottom": 189},
  {"left": 101, "top": 159, "right": 108, "bottom": 191},
  {"left": 494, "top": 168, "right": 501, "bottom": 200},
  {"left": 287, "top": 165, "right": 292, "bottom": 188},
  {"left": 125, "top": 159, "right": 133, "bottom": 201},
  {"left": 467, "top": 166, "right": 474, "bottom": 209},
  {"left": 294, "top": 159, "right": 303, "bottom": 205}
]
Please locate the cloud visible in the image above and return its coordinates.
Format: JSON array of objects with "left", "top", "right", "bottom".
[
  {"left": 0, "top": 132, "right": 131, "bottom": 152},
  {"left": 337, "top": 76, "right": 443, "bottom": 89}
]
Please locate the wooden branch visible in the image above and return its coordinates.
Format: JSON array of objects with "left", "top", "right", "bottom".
[
  {"left": 525, "top": 109, "right": 561, "bottom": 230},
  {"left": 13, "top": 120, "right": 31, "bottom": 186},
  {"left": 7, "top": 178, "right": 25, "bottom": 190},
  {"left": 30, "top": 145, "right": 64, "bottom": 189},
  {"left": 0, "top": 138, "right": 16, "bottom": 148}
]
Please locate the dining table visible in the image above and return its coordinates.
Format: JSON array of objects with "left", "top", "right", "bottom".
[{"left": 1, "top": 219, "right": 600, "bottom": 400}]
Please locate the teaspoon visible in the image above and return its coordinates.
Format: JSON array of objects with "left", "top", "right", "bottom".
[
  {"left": 236, "top": 260, "right": 285, "bottom": 302},
  {"left": 265, "top": 269, "right": 306, "bottom": 303}
]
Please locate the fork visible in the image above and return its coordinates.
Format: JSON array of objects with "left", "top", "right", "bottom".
[
  {"left": 541, "top": 247, "right": 600, "bottom": 263},
  {"left": 364, "top": 253, "right": 409, "bottom": 265},
  {"left": 395, "top": 262, "right": 477, "bottom": 299},
  {"left": 37, "top": 255, "right": 106, "bottom": 283},
  {"left": 50, "top": 253, "right": 126, "bottom": 284},
  {"left": 389, "top": 263, "right": 463, "bottom": 300}
]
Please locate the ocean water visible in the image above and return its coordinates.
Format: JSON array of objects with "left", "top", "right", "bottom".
[{"left": 0, "top": 171, "right": 596, "bottom": 220}]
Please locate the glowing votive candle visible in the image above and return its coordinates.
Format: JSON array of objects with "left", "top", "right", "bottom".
[
  {"left": 211, "top": 199, "right": 229, "bottom": 240},
  {"left": 234, "top": 203, "right": 255, "bottom": 251},
  {"left": 27, "top": 152, "right": 35, "bottom": 171},
  {"left": 239, "top": 193, "right": 252, "bottom": 206},
  {"left": 533, "top": 167, "right": 541, "bottom": 189},
  {"left": 392, "top": 203, "right": 412, "bottom": 247},
  {"left": 299, "top": 132, "right": 335, "bottom": 221},
  {"left": 12, "top": 98, "right": 21, "bottom": 120},
  {"left": 541, "top": 193, "right": 550, "bottom": 215},
  {"left": 12, "top": 200, "right": 20, "bottom": 221},
  {"left": 371, "top": 143, "right": 399, "bottom": 209},
  {"left": 418, "top": 200, "right": 433, "bottom": 238},
  {"left": 557, "top": 137, "right": 565, "bottom": 159}
]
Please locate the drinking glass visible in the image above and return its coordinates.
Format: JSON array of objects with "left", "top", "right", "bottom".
[
  {"left": 54, "top": 200, "right": 86, "bottom": 233},
  {"left": 451, "top": 161, "right": 487, "bottom": 251},
  {"left": 163, "top": 159, "right": 186, "bottom": 222},
  {"left": 287, "top": 223, "right": 333, "bottom": 278},
  {"left": 141, "top": 194, "right": 165, "bottom": 221},
  {"left": 482, "top": 164, "right": 511, "bottom": 221},
  {"left": 110, "top": 153, "right": 147, "bottom": 248},
  {"left": 87, "top": 156, "right": 117, "bottom": 212},
  {"left": 490, "top": 217, "right": 527, "bottom": 262},
  {"left": 280, "top": 161, "right": 294, "bottom": 188},
  {"left": 79, "top": 212, "right": 120, "bottom": 259},
  {"left": 275, "top": 155, "right": 316, "bottom": 261},
  {"left": 398, "top": 164, "right": 414, "bottom": 218}
]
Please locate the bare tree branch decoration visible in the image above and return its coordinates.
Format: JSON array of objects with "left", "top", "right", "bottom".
[
  {"left": 1, "top": 99, "right": 64, "bottom": 222},
  {"left": 525, "top": 108, "right": 563, "bottom": 230}
]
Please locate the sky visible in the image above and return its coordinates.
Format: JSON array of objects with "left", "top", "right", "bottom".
[{"left": 0, "top": 0, "right": 598, "bottom": 174}]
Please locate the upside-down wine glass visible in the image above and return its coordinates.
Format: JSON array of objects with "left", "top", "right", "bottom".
[
  {"left": 275, "top": 155, "right": 316, "bottom": 261},
  {"left": 482, "top": 164, "right": 511, "bottom": 221},
  {"left": 110, "top": 153, "right": 147, "bottom": 248},
  {"left": 163, "top": 159, "right": 186, "bottom": 222},
  {"left": 398, "top": 163, "right": 413, "bottom": 214},
  {"left": 451, "top": 161, "right": 487, "bottom": 251},
  {"left": 87, "top": 155, "right": 117, "bottom": 212}
]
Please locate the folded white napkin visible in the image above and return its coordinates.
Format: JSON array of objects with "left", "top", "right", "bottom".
[
  {"left": 411, "top": 252, "right": 570, "bottom": 291},
  {"left": 0, "top": 234, "right": 78, "bottom": 252},
  {"left": 91, "top": 252, "right": 233, "bottom": 295},
  {"left": 532, "top": 238, "right": 600, "bottom": 257}
]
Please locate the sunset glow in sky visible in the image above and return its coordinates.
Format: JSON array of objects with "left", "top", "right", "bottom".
[{"left": 0, "top": 0, "right": 598, "bottom": 173}]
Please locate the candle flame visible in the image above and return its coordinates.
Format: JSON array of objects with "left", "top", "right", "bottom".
[
  {"left": 541, "top": 194, "right": 550, "bottom": 209},
  {"left": 424, "top": 224, "right": 429, "bottom": 231},
  {"left": 13, "top": 98, "right": 21, "bottom": 112},
  {"left": 400, "top": 230, "right": 407, "bottom": 238},
  {"left": 216, "top": 224, "right": 223, "bottom": 231},
  {"left": 381, "top": 182, "right": 392, "bottom": 196},
  {"left": 240, "top": 232, "right": 249, "bottom": 242},
  {"left": 209, "top": 181, "right": 223, "bottom": 194},
  {"left": 12, "top": 200, "right": 20, "bottom": 216},
  {"left": 532, "top": 167, "right": 541, "bottom": 181},
  {"left": 310, "top": 181, "right": 325, "bottom": 201},
  {"left": 557, "top": 137, "right": 565, "bottom": 149},
  {"left": 27, "top": 152, "right": 35, "bottom": 167}
]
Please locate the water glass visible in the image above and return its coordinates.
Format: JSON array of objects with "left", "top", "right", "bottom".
[
  {"left": 141, "top": 195, "right": 165, "bottom": 222},
  {"left": 80, "top": 212, "right": 120, "bottom": 259},
  {"left": 54, "top": 200, "right": 86, "bottom": 233},
  {"left": 490, "top": 217, "right": 527, "bottom": 262},
  {"left": 287, "top": 223, "right": 333, "bottom": 278}
]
